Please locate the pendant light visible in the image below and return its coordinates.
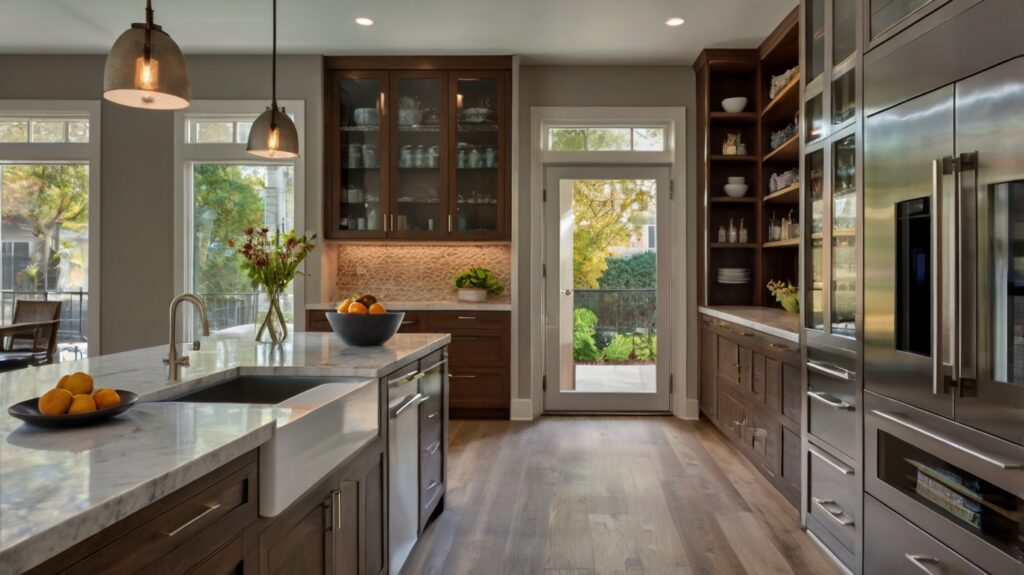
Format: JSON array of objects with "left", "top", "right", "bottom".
[
  {"left": 247, "top": 0, "right": 300, "bottom": 159},
  {"left": 104, "top": 0, "right": 191, "bottom": 110}
]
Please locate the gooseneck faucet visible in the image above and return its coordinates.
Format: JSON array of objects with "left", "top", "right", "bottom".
[{"left": 166, "top": 293, "right": 210, "bottom": 380}]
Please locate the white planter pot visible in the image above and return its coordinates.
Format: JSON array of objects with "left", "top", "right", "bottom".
[{"left": 457, "top": 288, "right": 487, "bottom": 303}]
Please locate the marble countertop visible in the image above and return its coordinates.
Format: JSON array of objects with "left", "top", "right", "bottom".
[
  {"left": 307, "top": 300, "right": 512, "bottom": 312},
  {"left": 698, "top": 306, "right": 801, "bottom": 343},
  {"left": 0, "top": 332, "right": 450, "bottom": 573}
]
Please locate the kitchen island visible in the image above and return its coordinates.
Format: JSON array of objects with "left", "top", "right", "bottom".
[{"left": 0, "top": 332, "right": 450, "bottom": 575}]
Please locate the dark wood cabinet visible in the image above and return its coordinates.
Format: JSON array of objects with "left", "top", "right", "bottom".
[
  {"left": 324, "top": 57, "right": 512, "bottom": 241},
  {"left": 699, "top": 312, "right": 801, "bottom": 506}
]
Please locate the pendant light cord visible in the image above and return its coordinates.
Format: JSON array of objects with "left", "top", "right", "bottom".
[
  {"left": 270, "top": 0, "right": 278, "bottom": 127},
  {"left": 143, "top": 0, "right": 153, "bottom": 61}
]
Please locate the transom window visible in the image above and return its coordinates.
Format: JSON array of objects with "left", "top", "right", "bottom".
[
  {"left": 0, "top": 117, "right": 90, "bottom": 143},
  {"left": 547, "top": 126, "right": 666, "bottom": 152}
]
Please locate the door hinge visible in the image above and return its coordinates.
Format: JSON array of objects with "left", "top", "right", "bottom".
[
  {"left": 542, "top": 188, "right": 547, "bottom": 202},
  {"left": 669, "top": 374, "right": 674, "bottom": 394},
  {"left": 670, "top": 180, "right": 675, "bottom": 200},
  {"left": 542, "top": 263, "right": 547, "bottom": 278},
  {"left": 542, "top": 375, "right": 548, "bottom": 391}
]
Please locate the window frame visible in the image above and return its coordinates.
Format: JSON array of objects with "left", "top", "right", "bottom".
[
  {"left": 0, "top": 100, "right": 102, "bottom": 353},
  {"left": 173, "top": 100, "right": 306, "bottom": 336},
  {"left": 542, "top": 118, "right": 674, "bottom": 164}
]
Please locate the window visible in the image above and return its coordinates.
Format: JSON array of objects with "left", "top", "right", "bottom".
[
  {"left": 175, "top": 102, "right": 305, "bottom": 337},
  {"left": 0, "top": 103, "right": 100, "bottom": 359},
  {"left": 548, "top": 125, "right": 666, "bottom": 152}
]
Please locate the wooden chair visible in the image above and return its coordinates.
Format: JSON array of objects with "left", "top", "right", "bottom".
[{"left": 0, "top": 300, "right": 62, "bottom": 365}]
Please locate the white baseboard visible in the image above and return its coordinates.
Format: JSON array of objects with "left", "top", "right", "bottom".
[
  {"left": 510, "top": 399, "right": 535, "bottom": 421},
  {"left": 675, "top": 398, "right": 699, "bottom": 420}
]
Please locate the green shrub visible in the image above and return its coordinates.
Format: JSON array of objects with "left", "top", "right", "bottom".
[
  {"left": 602, "top": 333, "right": 657, "bottom": 362},
  {"left": 598, "top": 251, "right": 657, "bottom": 289},
  {"left": 573, "top": 308, "right": 601, "bottom": 362}
]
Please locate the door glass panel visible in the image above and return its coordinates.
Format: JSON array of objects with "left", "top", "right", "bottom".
[
  {"left": 454, "top": 77, "right": 499, "bottom": 234},
  {"left": 832, "top": 68, "right": 856, "bottom": 126},
  {"left": 990, "top": 180, "right": 1024, "bottom": 385},
  {"left": 395, "top": 76, "right": 443, "bottom": 234},
  {"left": 876, "top": 430, "right": 1024, "bottom": 561},
  {"left": 895, "top": 197, "right": 931, "bottom": 355},
  {"left": 833, "top": 0, "right": 857, "bottom": 65},
  {"left": 338, "top": 77, "right": 383, "bottom": 233},
  {"left": 806, "top": 94, "right": 824, "bottom": 142},
  {"left": 806, "top": 0, "right": 825, "bottom": 83},
  {"left": 807, "top": 150, "right": 825, "bottom": 330},
  {"left": 565, "top": 179, "right": 657, "bottom": 394},
  {"left": 832, "top": 135, "right": 856, "bottom": 337}
]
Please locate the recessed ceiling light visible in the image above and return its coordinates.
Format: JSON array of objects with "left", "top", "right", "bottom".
[
  {"left": 355, "top": 17, "right": 374, "bottom": 26},
  {"left": 666, "top": 17, "right": 685, "bottom": 27}
]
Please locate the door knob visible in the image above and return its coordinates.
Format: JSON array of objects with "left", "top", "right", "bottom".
[{"left": 561, "top": 289, "right": 573, "bottom": 296}]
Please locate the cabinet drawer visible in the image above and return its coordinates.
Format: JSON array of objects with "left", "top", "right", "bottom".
[
  {"left": 66, "top": 459, "right": 258, "bottom": 575},
  {"left": 807, "top": 369, "right": 857, "bottom": 458},
  {"left": 398, "top": 311, "right": 423, "bottom": 333},
  {"left": 448, "top": 369, "right": 508, "bottom": 409},
  {"left": 745, "top": 410, "right": 778, "bottom": 477},
  {"left": 808, "top": 445, "right": 857, "bottom": 555},
  {"left": 420, "top": 444, "right": 444, "bottom": 526},
  {"left": 425, "top": 311, "right": 509, "bottom": 333},
  {"left": 864, "top": 495, "right": 986, "bottom": 575},
  {"left": 306, "top": 310, "right": 331, "bottom": 333},
  {"left": 448, "top": 334, "right": 507, "bottom": 368}
]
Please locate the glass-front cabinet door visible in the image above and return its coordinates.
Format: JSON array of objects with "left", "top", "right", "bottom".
[
  {"left": 831, "top": 134, "right": 856, "bottom": 337},
  {"left": 332, "top": 72, "right": 387, "bottom": 238},
  {"left": 389, "top": 71, "right": 447, "bottom": 239},
  {"left": 807, "top": 149, "right": 826, "bottom": 331},
  {"left": 450, "top": 72, "right": 507, "bottom": 239}
]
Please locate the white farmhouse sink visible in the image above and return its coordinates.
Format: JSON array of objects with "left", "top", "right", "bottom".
[{"left": 169, "top": 374, "right": 379, "bottom": 516}]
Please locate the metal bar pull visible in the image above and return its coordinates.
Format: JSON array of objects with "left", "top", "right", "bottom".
[
  {"left": 905, "top": 554, "right": 940, "bottom": 575},
  {"left": 806, "top": 359, "right": 855, "bottom": 381},
  {"left": 391, "top": 393, "right": 423, "bottom": 419},
  {"left": 932, "top": 157, "right": 956, "bottom": 396},
  {"left": 812, "top": 497, "right": 854, "bottom": 526},
  {"left": 807, "top": 390, "right": 855, "bottom": 410},
  {"left": 955, "top": 151, "right": 979, "bottom": 393},
  {"left": 159, "top": 502, "right": 222, "bottom": 537},
  {"left": 808, "top": 446, "right": 854, "bottom": 475},
  {"left": 873, "top": 410, "right": 1023, "bottom": 470}
]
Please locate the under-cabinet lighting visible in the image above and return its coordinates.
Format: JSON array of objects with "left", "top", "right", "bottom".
[{"left": 666, "top": 17, "right": 685, "bottom": 27}]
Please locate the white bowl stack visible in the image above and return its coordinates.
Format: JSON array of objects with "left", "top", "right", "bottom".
[{"left": 717, "top": 268, "right": 751, "bottom": 284}]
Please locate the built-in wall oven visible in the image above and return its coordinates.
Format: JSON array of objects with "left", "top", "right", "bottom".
[{"left": 864, "top": 46, "right": 1024, "bottom": 574}]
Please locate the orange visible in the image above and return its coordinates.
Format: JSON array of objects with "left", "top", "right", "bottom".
[
  {"left": 337, "top": 298, "right": 354, "bottom": 313},
  {"left": 93, "top": 388, "right": 121, "bottom": 410},
  {"left": 38, "top": 388, "right": 74, "bottom": 416},
  {"left": 348, "top": 301, "right": 368, "bottom": 315},
  {"left": 57, "top": 372, "right": 94, "bottom": 395},
  {"left": 68, "top": 394, "right": 97, "bottom": 415},
  {"left": 368, "top": 303, "right": 387, "bottom": 315}
]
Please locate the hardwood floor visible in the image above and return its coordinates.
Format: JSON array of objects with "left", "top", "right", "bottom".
[{"left": 403, "top": 416, "right": 841, "bottom": 575}]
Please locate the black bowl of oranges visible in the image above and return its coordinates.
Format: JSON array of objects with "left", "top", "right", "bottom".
[
  {"left": 327, "top": 294, "right": 405, "bottom": 347},
  {"left": 8, "top": 372, "right": 138, "bottom": 428}
]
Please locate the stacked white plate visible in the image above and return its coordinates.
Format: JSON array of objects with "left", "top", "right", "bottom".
[{"left": 717, "top": 268, "right": 751, "bottom": 284}]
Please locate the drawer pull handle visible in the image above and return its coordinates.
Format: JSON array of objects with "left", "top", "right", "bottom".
[
  {"left": 425, "top": 480, "right": 441, "bottom": 491},
  {"left": 390, "top": 369, "right": 420, "bottom": 386},
  {"left": 872, "top": 410, "right": 1023, "bottom": 470},
  {"left": 738, "top": 331, "right": 754, "bottom": 337},
  {"left": 426, "top": 411, "right": 440, "bottom": 419},
  {"left": 159, "top": 502, "right": 222, "bottom": 537},
  {"left": 808, "top": 391, "right": 855, "bottom": 411},
  {"left": 421, "top": 359, "right": 447, "bottom": 373},
  {"left": 401, "top": 320, "right": 418, "bottom": 325},
  {"left": 457, "top": 316, "right": 478, "bottom": 320},
  {"left": 449, "top": 374, "right": 477, "bottom": 379},
  {"left": 768, "top": 343, "right": 787, "bottom": 349},
  {"left": 808, "top": 446, "right": 854, "bottom": 475},
  {"left": 425, "top": 441, "right": 441, "bottom": 455},
  {"left": 806, "top": 360, "right": 855, "bottom": 381},
  {"left": 392, "top": 393, "right": 423, "bottom": 419},
  {"left": 717, "top": 322, "right": 729, "bottom": 329},
  {"left": 905, "top": 554, "right": 940, "bottom": 574},
  {"left": 811, "top": 497, "right": 854, "bottom": 526}
]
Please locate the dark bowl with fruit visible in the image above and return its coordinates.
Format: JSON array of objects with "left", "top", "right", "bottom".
[{"left": 327, "top": 295, "right": 404, "bottom": 347}]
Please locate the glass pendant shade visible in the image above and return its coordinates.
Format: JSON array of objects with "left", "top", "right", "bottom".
[
  {"left": 104, "top": 24, "right": 191, "bottom": 110},
  {"left": 247, "top": 106, "right": 299, "bottom": 158}
]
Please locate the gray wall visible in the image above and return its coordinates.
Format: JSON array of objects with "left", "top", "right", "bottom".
[
  {"left": 0, "top": 55, "right": 323, "bottom": 354},
  {"left": 515, "top": 65, "right": 699, "bottom": 402}
]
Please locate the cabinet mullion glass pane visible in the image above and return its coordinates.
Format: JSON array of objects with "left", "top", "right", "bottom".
[
  {"left": 831, "top": 135, "right": 856, "bottom": 336},
  {"left": 394, "top": 76, "right": 444, "bottom": 234},
  {"left": 807, "top": 150, "right": 826, "bottom": 330},
  {"left": 454, "top": 76, "right": 500, "bottom": 234},
  {"left": 338, "top": 77, "right": 384, "bottom": 233}
]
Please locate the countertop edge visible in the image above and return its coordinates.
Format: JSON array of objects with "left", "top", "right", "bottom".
[
  {"left": 2, "top": 420, "right": 275, "bottom": 575},
  {"left": 698, "top": 306, "right": 801, "bottom": 343},
  {"left": 306, "top": 302, "right": 512, "bottom": 312}
]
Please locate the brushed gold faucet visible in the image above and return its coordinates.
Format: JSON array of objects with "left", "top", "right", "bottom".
[{"left": 166, "top": 293, "right": 210, "bottom": 380}]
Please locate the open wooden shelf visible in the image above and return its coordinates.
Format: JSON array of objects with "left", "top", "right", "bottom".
[
  {"left": 763, "top": 134, "right": 799, "bottom": 163},
  {"left": 710, "top": 243, "right": 758, "bottom": 249},
  {"left": 710, "top": 155, "right": 759, "bottom": 163},
  {"left": 761, "top": 76, "right": 800, "bottom": 124},
  {"left": 764, "top": 182, "right": 800, "bottom": 204},
  {"left": 711, "top": 196, "right": 758, "bottom": 204},
  {"left": 710, "top": 111, "right": 758, "bottom": 124},
  {"left": 763, "top": 238, "right": 800, "bottom": 248}
]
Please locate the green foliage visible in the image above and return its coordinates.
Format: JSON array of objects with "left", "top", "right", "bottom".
[
  {"left": 598, "top": 251, "right": 657, "bottom": 289},
  {"left": 572, "top": 308, "right": 601, "bottom": 362},
  {"left": 602, "top": 333, "right": 657, "bottom": 362},
  {"left": 453, "top": 267, "right": 505, "bottom": 295},
  {"left": 572, "top": 179, "right": 654, "bottom": 288},
  {"left": 548, "top": 128, "right": 585, "bottom": 151}
]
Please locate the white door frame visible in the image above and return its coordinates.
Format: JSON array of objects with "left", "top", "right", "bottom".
[
  {"left": 527, "top": 106, "right": 691, "bottom": 418},
  {"left": 543, "top": 165, "right": 672, "bottom": 412}
]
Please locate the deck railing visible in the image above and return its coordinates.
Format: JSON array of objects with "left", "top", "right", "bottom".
[{"left": 573, "top": 288, "right": 656, "bottom": 334}]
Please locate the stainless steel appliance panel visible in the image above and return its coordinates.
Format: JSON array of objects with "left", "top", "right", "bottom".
[
  {"left": 808, "top": 444, "right": 858, "bottom": 554},
  {"left": 388, "top": 366, "right": 422, "bottom": 575},
  {"left": 865, "top": 86, "right": 956, "bottom": 418},
  {"left": 955, "top": 56, "right": 1024, "bottom": 446},
  {"left": 865, "top": 392, "right": 1024, "bottom": 573},
  {"left": 807, "top": 360, "right": 858, "bottom": 458},
  {"left": 864, "top": 494, "right": 986, "bottom": 575}
]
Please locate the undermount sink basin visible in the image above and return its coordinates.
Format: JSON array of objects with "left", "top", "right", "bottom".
[{"left": 167, "top": 373, "right": 379, "bottom": 516}]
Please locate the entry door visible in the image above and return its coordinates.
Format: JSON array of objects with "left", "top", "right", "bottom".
[{"left": 543, "top": 166, "right": 671, "bottom": 412}]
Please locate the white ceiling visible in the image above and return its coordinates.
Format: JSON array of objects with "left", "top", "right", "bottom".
[{"left": 0, "top": 0, "right": 797, "bottom": 65}]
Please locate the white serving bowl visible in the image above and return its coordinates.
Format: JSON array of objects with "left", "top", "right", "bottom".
[
  {"left": 721, "top": 97, "right": 748, "bottom": 113},
  {"left": 723, "top": 183, "right": 749, "bottom": 197},
  {"left": 727, "top": 176, "right": 745, "bottom": 185}
]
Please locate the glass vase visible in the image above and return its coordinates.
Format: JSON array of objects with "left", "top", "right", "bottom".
[{"left": 256, "top": 288, "right": 288, "bottom": 343}]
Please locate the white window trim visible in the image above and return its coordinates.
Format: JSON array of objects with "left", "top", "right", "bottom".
[
  {"left": 527, "top": 106, "right": 690, "bottom": 420},
  {"left": 0, "top": 100, "right": 102, "bottom": 353},
  {"left": 173, "top": 100, "right": 306, "bottom": 334}
]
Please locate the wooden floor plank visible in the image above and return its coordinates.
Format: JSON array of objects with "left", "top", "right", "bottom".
[{"left": 402, "top": 416, "right": 842, "bottom": 575}]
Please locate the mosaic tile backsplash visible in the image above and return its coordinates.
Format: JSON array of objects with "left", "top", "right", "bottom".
[{"left": 335, "top": 244, "right": 512, "bottom": 302}]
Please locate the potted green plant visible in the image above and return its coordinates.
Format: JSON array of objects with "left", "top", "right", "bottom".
[
  {"left": 453, "top": 268, "right": 505, "bottom": 302},
  {"left": 767, "top": 279, "right": 799, "bottom": 314}
]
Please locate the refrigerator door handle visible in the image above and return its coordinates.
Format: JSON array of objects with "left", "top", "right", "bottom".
[
  {"left": 956, "top": 151, "right": 979, "bottom": 395},
  {"left": 931, "top": 158, "right": 953, "bottom": 396}
]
